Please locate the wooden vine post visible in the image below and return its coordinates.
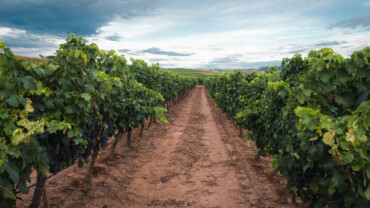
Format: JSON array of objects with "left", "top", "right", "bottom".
[
  {"left": 148, "top": 116, "right": 153, "bottom": 128},
  {"left": 110, "top": 130, "right": 124, "bottom": 159},
  {"left": 85, "top": 120, "right": 103, "bottom": 181},
  {"left": 139, "top": 125, "right": 145, "bottom": 137},
  {"left": 85, "top": 146, "right": 99, "bottom": 181},
  {"left": 29, "top": 165, "right": 49, "bottom": 208},
  {"left": 126, "top": 130, "right": 132, "bottom": 147}
]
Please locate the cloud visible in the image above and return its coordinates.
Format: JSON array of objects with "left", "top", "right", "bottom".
[
  {"left": 203, "top": 54, "right": 280, "bottom": 69},
  {"left": 0, "top": 27, "right": 62, "bottom": 49},
  {"left": 0, "top": 0, "right": 157, "bottom": 36},
  {"left": 105, "top": 34, "right": 122, "bottom": 41},
  {"left": 315, "top": 41, "right": 347, "bottom": 47},
  {"left": 0, "top": 27, "right": 64, "bottom": 57},
  {"left": 1, "top": 1, "right": 369, "bottom": 69},
  {"left": 138, "top": 47, "right": 194, "bottom": 56},
  {"left": 208, "top": 54, "right": 242, "bottom": 65},
  {"left": 118, "top": 48, "right": 131, "bottom": 53},
  {"left": 277, "top": 40, "right": 350, "bottom": 57},
  {"left": 1, "top": 34, "right": 58, "bottom": 49},
  {"left": 149, "top": 58, "right": 170, "bottom": 62},
  {"left": 328, "top": 14, "right": 370, "bottom": 30},
  {"left": 362, "top": 1, "right": 370, "bottom": 6},
  {"left": 289, "top": 49, "right": 305, "bottom": 54}
]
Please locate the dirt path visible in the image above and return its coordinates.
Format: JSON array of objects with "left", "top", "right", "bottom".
[{"left": 17, "top": 85, "right": 294, "bottom": 208}]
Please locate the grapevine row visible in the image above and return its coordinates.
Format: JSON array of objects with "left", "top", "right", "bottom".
[
  {"left": 205, "top": 47, "right": 369, "bottom": 207},
  {"left": 0, "top": 34, "right": 197, "bottom": 207}
]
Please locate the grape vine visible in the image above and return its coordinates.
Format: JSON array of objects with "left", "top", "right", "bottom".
[
  {"left": 0, "top": 34, "right": 197, "bottom": 207},
  {"left": 205, "top": 47, "right": 369, "bottom": 207}
]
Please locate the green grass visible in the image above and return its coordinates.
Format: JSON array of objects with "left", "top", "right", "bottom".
[{"left": 163, "top": 68, "right": 217, "bottom": 77}]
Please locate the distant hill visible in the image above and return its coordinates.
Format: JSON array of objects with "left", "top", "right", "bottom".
[
  {"left": 209, "top": 65, "right": 281, "bottom": 72},
  {"left": 131, "top": 65, "right": 280, "bottom": 73}
]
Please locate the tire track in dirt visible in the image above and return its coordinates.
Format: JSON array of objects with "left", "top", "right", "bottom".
[
  {"left": 122, "top": 86, "right": 201, "bottom": 207},
  {"left": 205, "top": 87, "right": 295, "bottom": 208},
  {"left": 124, "top": 85, "right": 244, "bottom": 207}
]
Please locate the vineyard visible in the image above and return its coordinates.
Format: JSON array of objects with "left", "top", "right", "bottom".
[
  {"left": 205, "top": 47, "right": 370, "bottom": 207},
  {"left": 0, "top": 35, "right": 197, "bottom": 207},
  {"left": 0, "top": 34, "right": 369, "bottom": 208},
  {"left": 165, "top": 68, "right": 217, "bottom": 78}
]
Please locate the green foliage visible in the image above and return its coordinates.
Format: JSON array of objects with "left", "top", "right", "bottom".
[
  {"left": 0, "top": 34, "right": 196, "bottom": 206},
  {"left": 205, "top": 47, "right": 370, "bottom": 207},
  {"left": 164, "top": 68, "right": 216, "bottom": 78},
  {"left": 129, "top": 59, "right": 198, "bottom": 103}
]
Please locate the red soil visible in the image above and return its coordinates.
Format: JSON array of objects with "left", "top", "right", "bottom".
[{"left": 17, "top": 85, "right": 295, "bottom": 208}]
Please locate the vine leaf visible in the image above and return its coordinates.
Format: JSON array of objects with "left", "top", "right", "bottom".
[
  {"left": 322, "top": 130, "right": 335, "bottom": 146},
  {"left": 1, "top": 186, "right": 16, "bottom": 200},
  {"left": 5, "top": 166, "right": 19, "bottom": 184},
  {"left": 365, "top": 185, "right": 370, "bottom": 200}
]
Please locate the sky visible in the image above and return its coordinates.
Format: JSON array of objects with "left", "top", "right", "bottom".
[{"left": 0, "top": 0, "right": 369, "bottom": 69}]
